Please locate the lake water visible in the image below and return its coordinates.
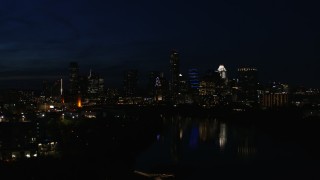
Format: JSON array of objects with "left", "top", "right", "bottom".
[
  {"left": 135, "top": 112, "right": 320, "bottom": 179},
  {"left": 1, "top": 110, "right": 320, "bottom": 179}
]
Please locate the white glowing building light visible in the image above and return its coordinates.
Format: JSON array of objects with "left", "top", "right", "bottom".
[{"left": 217, "top": 65, "right": 227, "bottom": 79}]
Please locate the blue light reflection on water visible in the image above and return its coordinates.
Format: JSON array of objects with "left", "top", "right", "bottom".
[
  {"left": 135, "top": 115, "right": 256, "bottom": 172},
  {"left": 134, "top": 114, "right": 319, "bottom": 179},
  {"left": 189, "top": 125, "right": 199, "bottom": 149}
]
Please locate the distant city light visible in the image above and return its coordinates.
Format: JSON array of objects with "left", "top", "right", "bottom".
[{"left": 77, "top": 97, "right": 82, "bottom": 108}]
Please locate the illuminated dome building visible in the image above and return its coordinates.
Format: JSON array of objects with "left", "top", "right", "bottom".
[{"left": 217, "top": 65, "right": 227, "bottom": 80}]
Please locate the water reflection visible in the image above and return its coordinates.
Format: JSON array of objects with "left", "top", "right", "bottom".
[
  {"left": 164, "top": 116, "right": 233, "bottom": 153},
  {"left": 1, "top": 110, "right": 319, "bottom": 179},
  {"left": 189, "top": 126, "right": 199, "bottom": 149},
  {"left": 219, "top": 123, "right": 227, "bottom": 150},
  {"left": 136, "top": 112, "right": 320, "bottom": 179},
  {"left": 135, "top": 114, "right": 260, "bottom": 175},
  {"left": 237, "top": 138, "right": 256, "bottom": 157},
  {"left": 179, "top": 129, "right": 183, "bottom": 140},
  {"left": 199, "top": 119, "right": 217, "bottom": 142}
]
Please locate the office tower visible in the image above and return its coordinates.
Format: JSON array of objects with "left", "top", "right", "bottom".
[
  {"left": 199, "top": 79, "right": 215, "bottom": 96},
  {"left": 106, "top": 88, "right": 119, "bottom": 104},
  {"left": 188, "top": 68, "right": 200, "bottom": 90},
  {"left": 199, "top": 70, "right": 221, "bottom": 96},
  {"left": 198, "top": 70, "right": 221, "bottom": 106},
  {"left": 69, "top": 62, "right": 79, "bottom": 95},
  {"left": 170, "top": 50, "right": 180, "bottom": 102},
  {"left": 155, "top": 77, "right": 163, "bottom": 101},
  {"left": 159, "top": 74, "right": 169, "bottom": 102},
  {"left": 215, "top": 65, "right": 231, "bottom": 101},
  {"left": 88, "top": 69, "right": 104, "bottom": 98},
  {"left": 237, "top": 68, "right": 258, "bottom": 102},
  {"left": 186, "top": 68, "right": 200, "bottom": 104},
  {"left": 180, "top": 78, "right": 192, "bottom": 104},
  {"left": 229, "top": 78, "right": 240, "bottom": 102},
  {"left": 216, "top": 64, "right": 229, "bottom": 93},
  {"left": 147, "top": 71, "right": 168, "bottom": 102},
  {"left": 147, "top": 71, "right": 161, "bottom": 97},
  {"left": 217, "top": 65, "right": 227, "bottom": 80},
  {"left": 41, "top": 79, "right": 62, "bottom": 102},
  {"left": 78, "top": 75, "right": 88, "bottom": 98},
  {"left": 261, "top": 93, "right": 289, "bottom": 108},
  {"left": 123, "top": 70, "right": 138, "bottom": 97},
  {"left": 265, "top": 82, "right": 289, "bottom": 94}
]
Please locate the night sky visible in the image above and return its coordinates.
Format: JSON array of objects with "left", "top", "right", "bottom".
[{"left": 0, "top": 0, "right": 319, "bottom": 89}]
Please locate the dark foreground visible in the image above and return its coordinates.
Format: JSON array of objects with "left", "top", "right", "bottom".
[{"left": 1, "top": 108, "right": 320, "bottom": 179}]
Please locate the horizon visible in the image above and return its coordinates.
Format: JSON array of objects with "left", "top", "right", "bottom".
[{"left": 0, "top": 59, "right": 318, "bottom": 91}]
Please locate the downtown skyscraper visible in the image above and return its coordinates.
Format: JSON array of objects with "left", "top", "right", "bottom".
[
  {"left": 123, "top": 70, "right": 138, "bottom": 97},
  {"left": 237, "top": 68, "right": 259, "bottom": 103},
  {"left": 169, "top": 50, "right": 180, "bottom": 103},
  {"left": 69, "top": 62, "right": 79, "bottom": 95}
]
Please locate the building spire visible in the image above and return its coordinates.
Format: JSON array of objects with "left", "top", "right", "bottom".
[
  {"left": 60, "top": 78, "right": 63, "bottom": 96},
  {"left": 89, "top": 68, "right": 92, "bottom": 78}
]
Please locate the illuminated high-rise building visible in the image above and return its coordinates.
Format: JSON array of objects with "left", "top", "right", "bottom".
[
  {"left": 217, "top": 65, "right": 227, "bottom": 80},
  {"left": 198, "top": 70, "right": 221, "bottom": 106},
  {"left": 237, "top": 67, "right": 258, "bottom": 102},
  {"left": 41, "top": 79, "right": 63, "bottom": 102},
  {"left": 69, "top": 62, "right": 79, "bottom": 95},
  {"left": 106, "top": 88, "right": 119, "bottom": 104},
  {"left": 261, "top": 93, "right": 289, "bottom": 108},
  {"left": 188, "top": 68, "right": 200, "bottom": 90},
  {"left": 155, "top": 77, "right": 163, "bottom": 101},
  {"left": 199, "top": 70, "right": 221, "bottom": 95},
  {"left": 147, "top": 71, "right": 161, "bottom": 97},
  {"left": 88, "top": 69, "right": 104, "bottom": 98},
  {"left": 147, "top": 71, "right": 168, "bottom": 102},
  {"left": 215, "top": 65, "right": 230, "bottom": 101},
  {"left": 123, "top": 70, "right": 138, "bottom": 97},
  {"left": 170, "top": 50, "right": 180, "bottom": 102}
]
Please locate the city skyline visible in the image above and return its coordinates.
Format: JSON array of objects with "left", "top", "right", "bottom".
[
  {"left": 0, "top": 58, "right": 318, "bottom": 90},
  {"left": 1, "top": 1, "right": 320, "bottom": 175},
  {"left": 0, "top": 0, "right": 319, "bottom": 88}
]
